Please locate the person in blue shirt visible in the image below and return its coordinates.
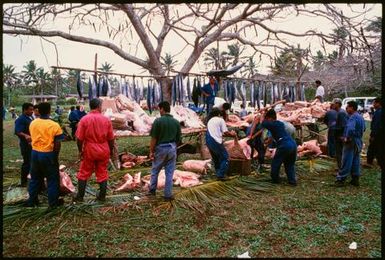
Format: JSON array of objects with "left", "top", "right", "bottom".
[
  {"left": 333, "top": 98, "right": 348, "bottom": 169},
  {"left": 239, "top": 104, "right": 247, "bottom": 118},
  {"left": 366, "top": 97, "right": 383, "bottom": 170},
  {"left": 335, "top": 101, "right": 366, "bottom": 187},
  {"left": 201, "top": 76, "right": 219, "bottom": 115},
  {"left": 68, "top": 106, "right": 79, "bottom": 140},
  {"left": 77, "top": 105, "right": 87, "bottom": 119},
  {"left": 251, "top": 109, "right": 297, "bottom": 186},
  {"left": 2, "top": 106, "right": 7, "bottom": 120},
  {"left": 14, "top": 102, "right": 34, "bottom": 187},
  {"left": 55, "top": 105, "right": 63, "bottom": 116},
  {"left": 323, "top": 103, "right": 338, "bottom": 158}
]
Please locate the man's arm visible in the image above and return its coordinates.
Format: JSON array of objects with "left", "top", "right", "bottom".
[
  {"left": 77, "top": 139, "right": 83, "bottom": 154},
  {"left": 223, "top": 130, "right": 236, "bottom": 137},
  {"left": 108, "top": 139, "right": 114, "bottom": 157},
  {"left": 201, "top": 90, "right": 210, "bottom": 97},
  {"left": 149, "top": 137, "right": 157, "bottom": 160},
  {"left": 15, "top": 120, "right": 32, "bottom": 142},
  {"left": 53, "top": 141, "right": 61, "bottom": 158},
  {"left": 343, "top": 118, "right": 356, "bottom": 142},
  {"left": 248, "top": 116, "right": 260, "bottom": 138},
  {"left": 16, "top": 132, "right": 31, "bottom": 142}
]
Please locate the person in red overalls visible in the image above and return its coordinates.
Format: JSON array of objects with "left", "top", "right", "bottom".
[{"left": 73, "top": 98, "right": 114, "bottom": 202}]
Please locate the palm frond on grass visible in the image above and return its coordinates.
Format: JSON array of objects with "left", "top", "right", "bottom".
[
  {"left": 156, "top": 175, "right": 273, "bottom": 214},
  {"left": 296, "top": 157, "right": 335, "bottom": 176}
]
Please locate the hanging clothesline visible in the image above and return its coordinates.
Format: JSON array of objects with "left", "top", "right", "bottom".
[
  {"left": 51, "top": 65, "right": 314, "bottom": 85},
  {"left": 170, "top": 69, "right": 313, "bottom": 84},
  {"left": 51, "top": 65, "right": 172, "bottom": 79}
]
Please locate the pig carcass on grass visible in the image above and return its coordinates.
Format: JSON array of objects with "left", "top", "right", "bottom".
[
  {"left": 60, "top": 170, "right": 76, "bottom": 194},
  {"left": 141, "top": 170, "right": 166, "bottom": 191},
  {"left": 224, "top": 137, "right": 254, "bottom": 160},
  {"left": 173, "top": 169, "right": 203, "bottom": 188},
  {"left": 297, "top": 140, "right": 323, "bottom": 157},
  {"left": 182, "top": 159, "right": 212, "bottom": 174},
  {"left": 114, "top": 172, "right": 142, "bottom": 192}
]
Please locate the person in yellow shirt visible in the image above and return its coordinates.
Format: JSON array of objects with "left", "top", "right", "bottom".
[{"left": 25, "top": 102, "right": 65, "bottom": 209}]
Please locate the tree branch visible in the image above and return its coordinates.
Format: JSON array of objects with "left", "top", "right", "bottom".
[{"left": 3, "top": 26, "right": 148, "bottom": 69}]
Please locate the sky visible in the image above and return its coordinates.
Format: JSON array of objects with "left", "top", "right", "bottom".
[{"left": 2, "top": 3, "right": 382, "bottom": 76}]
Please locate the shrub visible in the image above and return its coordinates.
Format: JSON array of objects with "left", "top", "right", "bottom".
[{"left": 66, "top": 98, "right": 77, "bottom": 105}]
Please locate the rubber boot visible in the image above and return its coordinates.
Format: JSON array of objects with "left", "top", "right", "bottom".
[
  {"left": 73, "top": 180, "right": 87, "bottom": 202},
  {"left": 96, "top": 181, "right": 107, "bottom": 202},
  {"left": 350, "top": 176, "right": 359, "bottom": 187}
]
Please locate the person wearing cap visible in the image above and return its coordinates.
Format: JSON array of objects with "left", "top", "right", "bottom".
[
  {"left": 333, "top": 98, "right": 348, "bottom": 169},
  {"left": 314, "top": 80, "right": 325, "bottom": 103},
  {"left": 201, "top": 76, "right": 219, "bottom": 115},
  {"left": 335, "top": 101, "right": 365, "bottom": 186},
  {"left": 323, "top": 102, "right": 337, "bottom": 157},
  {"left": 366, "top": 97, "right": 383, "bottom": 170}
]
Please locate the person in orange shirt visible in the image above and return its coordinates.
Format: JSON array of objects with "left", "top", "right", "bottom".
[
  {"left": 73, "top": 98, "right": 114, "bottom": 202},
  {"left": 25, "top": 102, "right": 65, "bottom": 209}
]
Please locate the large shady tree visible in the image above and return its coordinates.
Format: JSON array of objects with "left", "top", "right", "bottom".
[{"left": 3, "top": 3, "right": 379, "bottom": 101}]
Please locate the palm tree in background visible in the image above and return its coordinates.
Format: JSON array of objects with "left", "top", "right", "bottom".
[
  {"left": 241, "top": 56, "right": 258, "bottom": 78},
  {"left": 99, "top": 62, "right": 114, "bottom": 73},
  {"left": 3, "top": 64, "right": 19, "bottom": 106},
  {"left": 36, "top": 68, "right": 52, "bottom": 102},
  {"left": 22, "top": 60, "right": 40, "bottom": 96},
  {"left": 51, "top": 67, "right": 63, "bottom": 98},
  {"left": 161, "top": 53, "right": 178, "bottom": 76},
  {"left": 224, "top": 43, "right": 245, "bottom": 67}
]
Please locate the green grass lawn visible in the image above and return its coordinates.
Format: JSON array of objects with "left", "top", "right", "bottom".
[{"left": 2, "top": 118, "right": 381, "bottom": 257}]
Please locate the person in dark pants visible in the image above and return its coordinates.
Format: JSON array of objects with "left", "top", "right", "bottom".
[
  {"left": 68, "top": 106, "right": 79, "bottom": 140},
  {"left": 25, "top": 102, "right": 65, "bottom": 209},
  {"left": 333, "top": 98, "right": 348, "bottom": 170},
  {"left": 3, "top": 106, "right": 6, "bottom": 120},
  {"left": 335, "top": 101, "right": 366, "bottom": 187},
  {"left": 251, "top": 109, "right": 297, "bottom": 186},
  {"left": 148, "top": 101, "right": 182, "bottom": 200},
  {"left": 206, "top": 108, "right": 237, "bottom": 181},
  {"left": 366, "top": 97, "right": 383, "bottom": 169},
  {"left": 14, "top": 103, "right": 34, "bottom": 187},
  {"left": 247, "top": 114, "right": 266, "bottom": 171},
  {"left": 323, "top": 103, "right": 338, "bottom": 157},
  {"left": 10, "top": 106, "right": 16, "bottom": 119},
  {"left": 201, "top": 76, "right": 219, "bottom": 115}
]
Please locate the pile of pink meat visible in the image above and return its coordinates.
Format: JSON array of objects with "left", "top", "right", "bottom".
[
  {"left": 226, "top": 100, "right": 331, "bottom": 128},
  {"left": 120, "top": 152, "right": 150, "bottom": 169},
  {"left": 224, "top": 137, "right": 254, "bottom": 160},
  {"left": 101, "top": 94, "right": 205, "bottom": 137},
  {"left": 114, "top": 159, "right": 212, "bottom": 192},
  {"left": 276, "top": 100, "right": 331, "bottom": 125},
  {"left": 264, "top": 139, "right": 323, "bottom": 159},
  {"left": 28, "top": 165, "right": 76, "bottom": 195}
]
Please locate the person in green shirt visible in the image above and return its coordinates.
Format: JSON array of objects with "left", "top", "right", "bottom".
[{"left": 148, "top": 101, "right": 181, "bottom": 201}]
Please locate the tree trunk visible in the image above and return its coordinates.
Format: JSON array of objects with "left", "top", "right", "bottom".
[
  {"left": 156, "top": 77, "right": 172, "bottom": 103},
  {"left": 8, "top": 88, "right": 11, "bottom": 107}
]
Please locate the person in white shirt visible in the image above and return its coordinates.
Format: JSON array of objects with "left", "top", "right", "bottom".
[
  {"left": 315, "top": 80, "right": 325, "bottom": 103},
  {"left": 205, "top": 108, "right": 237, "bottom": 181}
]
